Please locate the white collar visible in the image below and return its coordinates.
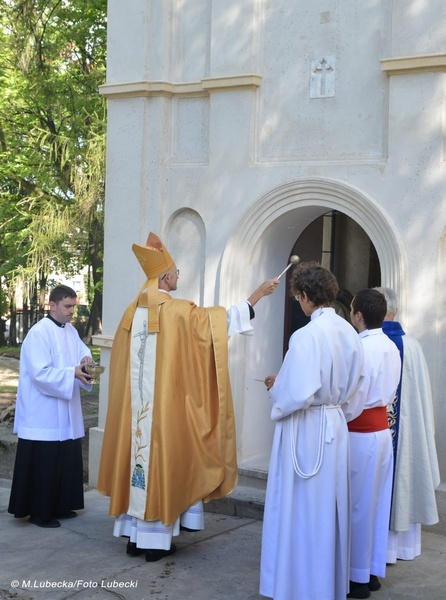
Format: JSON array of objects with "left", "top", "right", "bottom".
[{"left": 359, "top": 327, "right": 383, "bottom": 338}]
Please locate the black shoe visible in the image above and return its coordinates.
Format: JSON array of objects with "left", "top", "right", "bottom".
[
  {"left": 368, "top": 575, "right": 381, "bottom": 592},
  {"left": 54, "top": 511, "right": 77, "bottom": 519},
  {"left": 126, "top": 541, "right": 144, "bottom": 557},
  {"left": 29, "top": 516, "right": 61, "bottom": 528},
  {"left": 145, "top": 543, "right": 177, "bottom": 562},
  {"left": 180, "top": 525, "right": 200, "bottom": 532},
  {"left": 347, "top": 581, "right": 371, "bottom": 599}
]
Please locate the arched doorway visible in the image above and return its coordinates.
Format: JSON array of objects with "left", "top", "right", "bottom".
[{"left": 220, "top": 179, "right": 406, "bottom": 472}]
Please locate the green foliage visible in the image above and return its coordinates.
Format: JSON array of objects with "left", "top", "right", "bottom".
[
  {"left": 0, "top": 0, "right": 107, "bottom": 331},
  {"left": 0, "top": 346, "right": 21, "bottom": 358}
]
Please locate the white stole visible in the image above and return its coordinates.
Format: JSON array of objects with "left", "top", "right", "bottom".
[{"left": 128, "top": 306, "right": 157, "bottom": 519}]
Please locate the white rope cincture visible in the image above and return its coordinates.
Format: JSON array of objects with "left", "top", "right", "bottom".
[{"left": 290, "top": 404, "right": 337, "bottom": 479}]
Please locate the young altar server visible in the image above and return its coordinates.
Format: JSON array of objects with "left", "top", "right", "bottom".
[
  {"left": 260, "top": 262, "right": 366, "bottom": 600},
  {"left": 348, "top": 288, "right": 401, "bottom": 599}
]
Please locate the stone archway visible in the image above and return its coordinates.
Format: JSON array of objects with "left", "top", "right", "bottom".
[
  {"left": 221, "top": 178, "right": 406, "bottom": 300},
  {"left": 219, "top": 178, "right": 407, "bottom": 472}
]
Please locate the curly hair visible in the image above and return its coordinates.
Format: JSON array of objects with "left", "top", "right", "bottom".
[{"left": 290, "top": 262, "right": 339, "bottom": 307}]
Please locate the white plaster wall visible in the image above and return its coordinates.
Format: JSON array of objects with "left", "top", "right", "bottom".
[
  {"left": 390, "top": 1, "right": 446, "bottom": 56},
  {"left": 90, "top": 0, "right": 446, "bottom": 485},
  {"left": 435, "top": 230, "right": 446, "bottom": 487},
  {"left": 258, "top": 0, "right": 388, "bottom": 160},
  {"left": 105, "top": 1, "right": 151, "bottom": 82},
  {"left": 171, "top": 2, "right": 211, "bottom": 80}
]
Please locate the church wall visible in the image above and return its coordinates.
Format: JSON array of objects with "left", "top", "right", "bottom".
[
  {"left": 258, "top": 1, "right": 387, "bottom": 160},
  {"left": 91, "top": 0, "right": 446, "bottom": 487},
  {"left": 390, "top": 1, "right": 446, "bottom": 56},
  {"left": 435, "top": 231, "right": 446, "bottom": 485}
]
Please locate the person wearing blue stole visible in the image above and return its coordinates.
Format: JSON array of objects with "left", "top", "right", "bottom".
[{"left": 374, "top": 287, "right": 440, "bottom": 563}]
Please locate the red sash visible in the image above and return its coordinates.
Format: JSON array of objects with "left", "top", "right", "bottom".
[{"left": 347, "top": 406, "right": 389, "bottom": 433}]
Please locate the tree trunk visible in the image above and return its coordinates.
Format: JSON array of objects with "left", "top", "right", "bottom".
[
  {"left": 39, "top": 272, "right": 47, "bottom": 320},
  {"left": 9, "top": 297, "right": 18, "bottom": 347},
  {"left": 82, "top": 215, "right": 103, "bottom": 343},
  {"left": 83, "top": 289, "right": 103, "bottom": 343}
]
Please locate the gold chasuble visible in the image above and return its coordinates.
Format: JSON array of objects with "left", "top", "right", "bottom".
[{"left": 98, "top": 291, "right": 238, "bottom": 525}]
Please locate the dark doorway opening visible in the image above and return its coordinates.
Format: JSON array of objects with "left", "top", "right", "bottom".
[{"left": 283, "top": 211, "right": 381, "bottom": 354}]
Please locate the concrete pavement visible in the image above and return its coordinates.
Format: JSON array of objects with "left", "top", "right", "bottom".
[
  {"left": 1, "top": 355, "right": 445, "bottom": 599},
  {"left": 1, "top": 478, "right": 445, "bottom": 600}
]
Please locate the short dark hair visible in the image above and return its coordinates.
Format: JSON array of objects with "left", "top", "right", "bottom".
[
  {"left": 351, "top": 288, "right": 387, "bottom": 329},
  {"left": 49, "top": 285, "right": 77, "bottom": 304},
  {"left": 290, "top": 262, "right": 339, "bottom": 307}
]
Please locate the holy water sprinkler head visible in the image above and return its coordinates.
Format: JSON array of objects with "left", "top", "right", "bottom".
[{"left": 277, "top": 255, "right": 300, "bottom": 280}]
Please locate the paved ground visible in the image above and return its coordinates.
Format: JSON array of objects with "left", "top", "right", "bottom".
[
  {"left": 0, "top": 355, "right": 98, "bottom": 482},
  {"left": 0, "top": 355, "right": 19, "bottom": 412},
  {"left": 1, "top": 356, "right": 445, "bottom": 600},
  {"left": 1, "top": 479, "right": 446, "bottom": 600},
  {"left": 0, "top": 356, "right": 19, "bottom": 383}
]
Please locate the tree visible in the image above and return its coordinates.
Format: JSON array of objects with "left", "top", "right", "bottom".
[{"left": 0, "top": 0, "right": 107, "bottom": 343}]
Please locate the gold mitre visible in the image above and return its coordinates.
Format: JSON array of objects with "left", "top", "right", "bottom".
[
  {"left": 132, "top": 232, "right": 174, "bottom": 279},
  {"left": 124, "top": 232, "right": 175, "bottom": 334}
]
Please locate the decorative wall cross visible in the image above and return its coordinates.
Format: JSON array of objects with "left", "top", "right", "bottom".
[{"left": 310, "top": 56, "right": 336, "bottom": 98}]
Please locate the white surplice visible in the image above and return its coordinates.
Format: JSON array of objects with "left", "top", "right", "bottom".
[
  {"left": 349, "top": 328, "right": 401, "bottom": 583},
  {"left": 387, "top": 333, "right": 440, "bottom": 562},
  {"left": 14, "top": 317, "right": 91, "bottom": 441},
  {"left": 260, "top": 308, "right": 365, "bottom": 600}
]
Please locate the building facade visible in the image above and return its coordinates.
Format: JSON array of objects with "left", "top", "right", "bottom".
[{"left": 90, "top": 1, "right": 446, "bottom": 503}]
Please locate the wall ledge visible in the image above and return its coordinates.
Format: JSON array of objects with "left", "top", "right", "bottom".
[
  {"left": 380, "top": 53, "right": 446, "bottom": 75},
  {"left": 91, "top": 334, "right": 114, "bottom": 348},
  {"left": 99, "top": 74, "right": 262, "bottom": 99}
]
